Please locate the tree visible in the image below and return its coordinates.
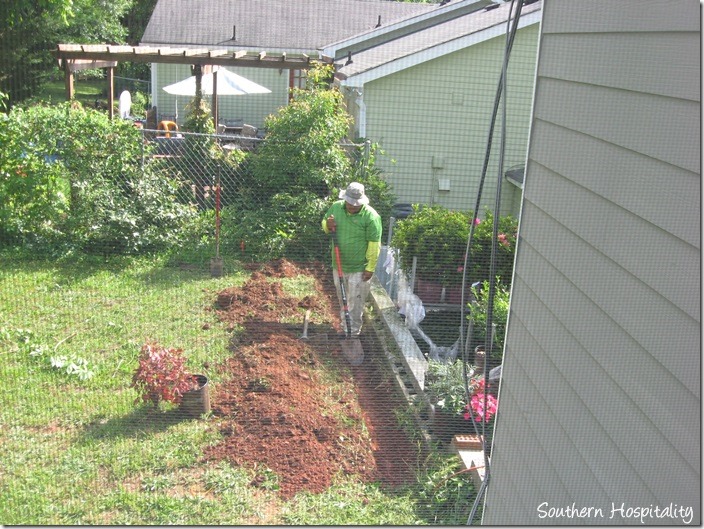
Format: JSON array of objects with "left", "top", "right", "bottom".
[
  {"left": 1, "top": 100, "right": 195, "bottom": 254},
  {"left": 1, "top": 0, "right": 133, "bottom": 105},
  {"left": 222, "top": 62, "right": 395, "bottom": 261}
]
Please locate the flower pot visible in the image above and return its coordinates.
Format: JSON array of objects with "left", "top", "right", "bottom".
[
  {"left": 179, "top": 374, "right": 210, "bottom": 418},
  {"left": 415, "top": 278, "right": 443, "bottom": 303},
  {"left": 442, "top": 284, "right": 464, "bottom": 304},
  {"left": 415, "top": 278, "right": 463, "bottom": 304}
]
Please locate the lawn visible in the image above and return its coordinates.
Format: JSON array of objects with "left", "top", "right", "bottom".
[
  {"left": 0, "top": 251, "right": 474, "bottom": 525},
  {"left": 37, "top": 78, "right": 107, "bottom": 107}
]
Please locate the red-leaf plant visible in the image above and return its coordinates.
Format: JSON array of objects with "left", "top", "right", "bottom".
[{"left": 131, "top": 341, "right": 198, "bottom": 407}]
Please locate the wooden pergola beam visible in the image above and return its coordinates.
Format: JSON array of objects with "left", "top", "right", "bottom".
[
  {"left": 53, "top": 44, "right": 335, "bottom": 116},
  {"left": 53, "top": 44, "right": 332, "bottom": 70}
]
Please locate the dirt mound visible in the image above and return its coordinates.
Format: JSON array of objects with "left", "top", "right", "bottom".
[{"left": 203, "top": 259, "right": 417, "bottom": 499}]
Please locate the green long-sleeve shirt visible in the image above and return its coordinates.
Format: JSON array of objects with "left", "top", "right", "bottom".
[{"left": 322, "top": 201, "right": 382, "bottom": 273}]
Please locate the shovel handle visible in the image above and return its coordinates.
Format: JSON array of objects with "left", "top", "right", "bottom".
[
  {"left": 332, "top": 231, "right": 344, "bottom": 280},
  {"left": 330, "top": 228, "right": 353, "bottom": 338}
]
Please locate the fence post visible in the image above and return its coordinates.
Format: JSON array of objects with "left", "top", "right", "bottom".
[{"left": 362, "top": 139, "right": 371, "bottom": 179}]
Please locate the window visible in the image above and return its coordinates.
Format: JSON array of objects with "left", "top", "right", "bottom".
[{"left": 288, "top": 69, "right": 307, "bottom": 100}]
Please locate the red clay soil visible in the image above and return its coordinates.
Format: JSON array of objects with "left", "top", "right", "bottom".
[{"left": 202, "top": 259, "right": 419, "bottom": 499}]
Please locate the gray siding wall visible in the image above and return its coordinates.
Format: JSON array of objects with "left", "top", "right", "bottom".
[{"left": 484, "top": 0, "right": 700, "bottom": 525}]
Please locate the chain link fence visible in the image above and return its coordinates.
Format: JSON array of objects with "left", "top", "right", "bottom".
[{"left": 2, "top": 104, "right": 512, "bottom": 526}]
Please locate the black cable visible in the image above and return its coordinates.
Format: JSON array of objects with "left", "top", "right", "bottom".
[{"left": 463, "top": 0, "right": 523, "bottom": 524}]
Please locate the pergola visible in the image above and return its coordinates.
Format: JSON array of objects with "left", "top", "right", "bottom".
[{"left": 53, "top": 44, "right": 331, "bottom": 119}]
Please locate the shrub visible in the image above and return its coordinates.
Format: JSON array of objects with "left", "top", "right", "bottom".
[
  {"left": 425, "top": 359, "right": 471, "bottom": 417},
  {"left": 225, "top": 62, "right": 395, "bottom": 262},
  {"left": 468, "top": 278, "right": 510, "bottom": 363},
  {"left": 131, "top": 341, "right": 198, "bottom": 407},
  {"left": 0, "top": 96, "right": 69, "bottom": 246},
  {"left": 392, "top": 205, "right": 473, "bottom": 286},
  {"left": 2, "top": 101, "right": 195, "bottom": 254},
  {"left": 391, "top": 205, "right": 517, "bottom": 287}
]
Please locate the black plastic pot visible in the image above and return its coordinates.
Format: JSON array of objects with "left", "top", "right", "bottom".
[{"left": 179, "top": 374, "right": 210, "bottom": 418}]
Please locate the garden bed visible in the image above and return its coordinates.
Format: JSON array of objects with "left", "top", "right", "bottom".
[{"left": 201, "top": 259, "right": 419, "bottom": 499}]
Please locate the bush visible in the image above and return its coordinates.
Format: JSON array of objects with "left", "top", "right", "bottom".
[
  {"left": 0, "top": 99, "right": 69, "bottom": 246},
  {"left": 391, "top": 205, "right": 517, "bottom": 287},
  {"left": 468, "top": 278, "right": 510, "bottom": 363},
  {"left": 1, "top": 101, "right": 195, "bottom": 254},
  {"left": 131, "top": 341, "right": 198, "bottom": 407},
  {"left": 224, "top": 62, "right": 395, "bottom": 262},
  {"left": 392, "top": 205, "right": 474, "bottom": 286}
]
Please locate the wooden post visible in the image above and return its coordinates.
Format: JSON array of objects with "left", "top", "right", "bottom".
[
  {"left": 63, "top": 60, "right": 75, "bottom": 101},
  {"left": 106, "top": 67, "right": 115, "bottom": 119},
  {"left": 212, "top": 69, "right": 219, "bottom": 130}
]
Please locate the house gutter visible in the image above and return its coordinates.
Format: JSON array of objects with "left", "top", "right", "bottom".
[
  {"left": 355, "top": 88, "right": 367, "bottom": 138},
  {"left": 335, "top": 8, "right": 541, "bottom": 89}
]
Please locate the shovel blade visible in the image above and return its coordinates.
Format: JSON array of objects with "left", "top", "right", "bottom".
[{"left": 341, "top": 337, "right": 364, "bottom": 366}]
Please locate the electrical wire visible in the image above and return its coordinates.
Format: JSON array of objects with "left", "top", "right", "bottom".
[{"left": 461, "top": 0, "right": 524, "bottom": 524}]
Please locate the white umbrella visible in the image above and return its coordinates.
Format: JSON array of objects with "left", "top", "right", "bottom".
[
  {"left": 163, "top": 68, "right": 270, "bottom": 128},
  {"left": 162, "top": 68, "right": 271, "bottom": 96}
]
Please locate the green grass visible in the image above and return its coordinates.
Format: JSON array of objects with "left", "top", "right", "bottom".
[
  {"left": 36, "top": 78, "right": 106, "bottom": 107},
  {"left": 0, "top": 251, "right": 477, "bottom": 524}
]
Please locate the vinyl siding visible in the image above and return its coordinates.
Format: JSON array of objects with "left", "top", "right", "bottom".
[
  {"left": 484, "top": 0, "right": 700, "bottom": 524},
  {"left": 361, "top": 23, "right": 540, "bottom": 216}
]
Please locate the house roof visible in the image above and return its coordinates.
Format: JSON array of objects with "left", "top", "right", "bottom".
[
  {"left": 141, "top": 0, "right": 435, "bottom": 54},
  {"left": 322, "top": 0, "right": 495, "bottom": 57},
  {"left": 332, "top": 0, "right": 542, "bottom": 86}
]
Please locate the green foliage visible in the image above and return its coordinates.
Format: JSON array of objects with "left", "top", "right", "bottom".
[
  {"left": 1, "top": 0, "right": 132, "bottom": 105},
  {"left": 425, "top": 359, "right": 470, "bottom": 417},
  {"left": 223, "top": 62, "right": 394, "bottom": 262},
  {"left": 392, "top": 205, "right": 476, "bottom": 286},
  {"left": 283, "top": 479, "right": 417, "bottom": 525},
  {"left": 249, "top": 63, "right": 351, "bottom": 199},
  {"left": 0, "top": 104, "right": 69, "bottom": 245},
  {"left": 1, "top": 102, "right": 195, "bottom": 254},
  {"left": 217, "top": 190, "right": 329, "bottom": 262},
  {"left": 2, "top": 327, "right": 95, "bottom": 381},
  {"left": 182, "top": 97, "right": 214, "bottom": 135},
  {"left": 414, "top": 453, "right": 478, "bottom": 525},
  {"left": 391, "top": 205, "right": 517, "bottom": 286},
  {"left": 351, "top": 141, "right": 397, "bottom": 232},
  {"left": 472, "top": 210, "right": 517, "bottom": 285},
  {"left": 129, "top": 90, "right": 150, "bottom": 118},
  {"left": 468, "top": 278, "right": 510, "bottom": 361}
]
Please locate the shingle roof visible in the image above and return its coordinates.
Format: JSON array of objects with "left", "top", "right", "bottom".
[
  {"left": 334, "top": 0, "right": 541, "bottom": 81},
  {"left": 141, "top": 0, "right": 435, "bottom": 52}
]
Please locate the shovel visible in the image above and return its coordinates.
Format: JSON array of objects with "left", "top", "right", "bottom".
[{"left": 331, "top": 230, "right": 365, "bottom": 366}]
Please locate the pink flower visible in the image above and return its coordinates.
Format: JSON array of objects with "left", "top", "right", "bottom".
[
  {"left": 464, "top": 379, "right": 498, "bottom": 422},
  {"left": 497, "top": 233, "right": 510, "bottom": 247},
  {"left": 473, "top": 218, "right": 481, "bottom": 226},
  {"left": 457, "top": 266, "right": 464, "bottom": 273}
]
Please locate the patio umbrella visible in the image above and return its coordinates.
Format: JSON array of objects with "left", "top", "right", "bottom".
[
  {"left": 162, "top": 68, "right": 271, "bottom": 96},
  {"left": 163, "top": 68, "right": 270, "bottom": 127}
]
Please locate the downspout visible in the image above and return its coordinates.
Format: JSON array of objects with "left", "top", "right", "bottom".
[
  {"left": 354, "top": 87, "right": 366, "bottom": 138},
  {"left": 150, "top": 64, "right": 157, "bottom": 116}
]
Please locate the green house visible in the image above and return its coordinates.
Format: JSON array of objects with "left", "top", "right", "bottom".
[
  {"left": 327, "top": 1, "right": 542, "bottom": 216},
  {"left": 142, "top": 0, "right": 542, "bottom": 215}
]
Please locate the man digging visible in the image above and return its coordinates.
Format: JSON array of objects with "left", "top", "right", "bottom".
[{"left": 322, "top": 182, "right": 382, "bottom": 342}]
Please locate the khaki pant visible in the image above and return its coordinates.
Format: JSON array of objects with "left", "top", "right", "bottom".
[{"left": 333, "top": 271, "right": 371, "bottom": 336}]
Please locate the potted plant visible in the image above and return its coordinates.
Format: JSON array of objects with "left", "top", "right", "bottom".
[
  {"left": 424, "top": 359, "right": 498, "bottom": 443},
  {"left": 131, "top": 341, "right": 210, "bottom": 418},
  {"left": 467, "top": 278, "right": 511, "bottom": 367},
  {"left": 391, "top": 205, "right": 517, "bottom": 303}
]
